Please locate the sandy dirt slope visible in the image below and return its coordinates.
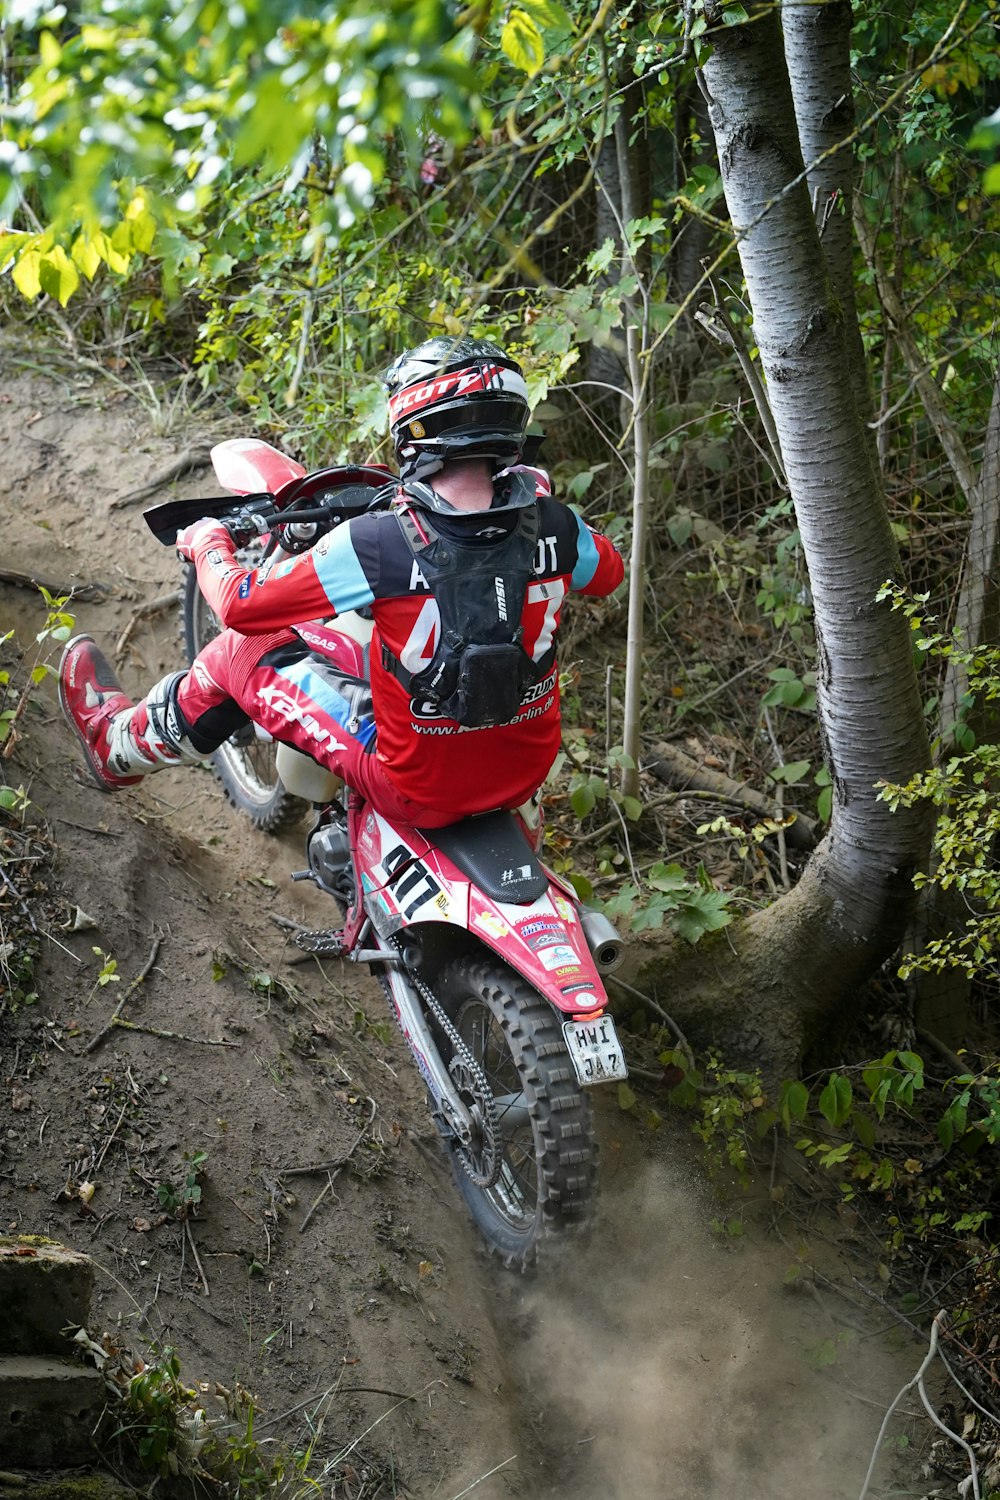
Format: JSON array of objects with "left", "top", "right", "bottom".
[{"left": 0, "top": 360, "right": 926, "bottom": 1499}]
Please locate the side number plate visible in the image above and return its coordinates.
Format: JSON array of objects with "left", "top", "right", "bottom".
[{"left": 562, "top": 1015, "right": 628, "bottom": 1086}]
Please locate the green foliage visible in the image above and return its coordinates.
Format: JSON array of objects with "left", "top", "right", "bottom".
[
  {"left": 601, "top": 859, "right": 733, "bottom": 943},
  {"left": 125, "top": 1348, "right": 196, "bottom": 1476},
  {"left": 0, "top": 592, "right": 76, "bottom": 822},
  {"left": 770, "top": 1048, "right": 1000, "bottom": 1245},
  {"left": 567, "top": 744, "right": 641, "bottom": 823},
  {"left": 156, "top": 1151, "right": 208, "bottom": 1217},
  {"left": 661, "top": 1051, "right": 768, "bottom": 1183},
  {"left": 662, "top": 1040, "right": 1000, "bottom": 1259},
  {"left": 91, "top": 947, "right": 120, "bottom": 988},
  {"left": 1, "top": 2, "right": 487, "bottom": 239},
  {"left": 877, "top": 584, "right": 1000, "bottom": 981},
  {"left": 759, "top": 667, "right": 816, "bottom": 715}
]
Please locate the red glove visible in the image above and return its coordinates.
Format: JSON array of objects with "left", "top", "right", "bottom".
[{"left": 175, "top": 518, "right": 232, "bottom": 564}]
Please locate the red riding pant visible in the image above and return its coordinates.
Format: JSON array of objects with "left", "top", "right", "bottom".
[{"left": 174, "top": 627, "right": 460, "bottom": 828}]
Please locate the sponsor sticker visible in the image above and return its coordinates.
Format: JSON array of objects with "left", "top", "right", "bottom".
[
  {"left": 474, "top": 911, "right": 510, "bottom": 940},
  {"left": 526, "top": 931, "right": 566, "bottom": 952},
  {"left": 554, "top": 964, "right": 582, "bottom": 978},
  {"left": 538, "top": 944, "right": 579, "bottom": 972},
  {"left": 554, "top": 895, "right": 576, "bottom": 924},
  {"left": 519, "top": 919, "right": 562, "bottom": 938},
  {"left": 238, "top": 577, "right": 252, "bottom": 598}
]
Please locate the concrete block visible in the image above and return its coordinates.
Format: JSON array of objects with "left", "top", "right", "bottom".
[
  {"left": 0, "top": 1356, "right": 106, "bottom": 1467},
  {"left": 0, "top": 1477, "right": 136, "bottom": 1500},
  {"left": 0, "top": 1239, "right": 95, "bottom": 1357}
]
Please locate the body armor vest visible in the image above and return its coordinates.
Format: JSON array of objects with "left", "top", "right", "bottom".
[{"left": 381, "top": 478, "right": 545, "bottom": 729}]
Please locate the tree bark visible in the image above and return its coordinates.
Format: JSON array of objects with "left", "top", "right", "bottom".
[
  {"left": 635, "top": 3, "right": 933, "bottom": 1073},
  {"left": 781, "top": 0, "right": 876, "bottom": 437},
  {"left": 939, "top": 366, "right": 1000, "bottom": 742}
]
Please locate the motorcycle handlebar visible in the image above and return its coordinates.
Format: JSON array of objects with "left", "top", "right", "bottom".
[{"left": 142, "top": 477, "right": 389, "bottom": 548}]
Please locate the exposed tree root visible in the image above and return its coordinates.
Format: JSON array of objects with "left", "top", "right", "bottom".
[{"left": 110, "top": 445, "right": 212, "bottom": 508}]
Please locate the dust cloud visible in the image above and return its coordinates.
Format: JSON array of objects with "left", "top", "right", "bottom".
[{"left": 496, "top": 1148, "right": 921, "bottom": 1500}]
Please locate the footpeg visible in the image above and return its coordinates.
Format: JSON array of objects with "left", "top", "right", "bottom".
[{"left": 294, "top": 928, "right": 346, "bottom": 956}]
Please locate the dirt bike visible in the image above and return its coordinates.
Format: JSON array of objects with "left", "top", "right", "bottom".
[{"left": 144, "top": 439, "right": 628, "bottom": 1267}]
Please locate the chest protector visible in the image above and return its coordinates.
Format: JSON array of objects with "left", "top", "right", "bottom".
[{"left": 381, "top": 479, "right": 546, "bottom": 729}]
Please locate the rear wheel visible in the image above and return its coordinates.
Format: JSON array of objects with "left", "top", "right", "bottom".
[
  {"left": 182, "top": 562, "right": 307, "bottom": 834},
  {"left": 436, "top": 955, "right": 597, "bottom": 1269}
]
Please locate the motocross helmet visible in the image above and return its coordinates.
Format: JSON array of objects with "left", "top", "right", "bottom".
[{"left": 382, "top": 336, "right": 530, "bottom": 486}]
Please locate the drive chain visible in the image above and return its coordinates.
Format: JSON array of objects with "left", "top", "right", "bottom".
[{"left": 382, "top": 940, "right": 502, "bottom": 1190}]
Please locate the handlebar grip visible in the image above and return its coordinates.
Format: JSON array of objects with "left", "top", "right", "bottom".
[{"left": 224, "top": 497, "right": 277, "bottom": 544}]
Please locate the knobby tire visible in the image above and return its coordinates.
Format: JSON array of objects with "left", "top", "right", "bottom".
[
  {"left": 436, "top": 954, "right": 597, "bottom": 1270},
  {"left": 181, "top": 563, "right": 307, "bottom": 834}
]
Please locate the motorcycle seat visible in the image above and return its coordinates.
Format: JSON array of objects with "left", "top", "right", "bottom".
[{"left": 426, "top": 810, "right": 548, "bottom": 905}]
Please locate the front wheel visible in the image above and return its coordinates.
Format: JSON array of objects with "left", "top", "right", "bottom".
[
  {"left": 182, "top": 562, "right": 307, "bottom": 834},
  {"left": 436, "top": 955, "right": 597, "bottom": 1269}
]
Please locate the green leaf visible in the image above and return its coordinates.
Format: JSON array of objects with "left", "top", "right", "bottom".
[
  {"left": 897, "top": 1051, "right": 924, "bottom": 1080},
  {"left": 39, "top": 246, "right": 80, "bottom": 306},
  {"left": 772, "top": 760, "right": 811, "bottom": 785},
  {"left": 11, "top": 251, "right": 42, "bottom": 300},
  {"left": 565, "top": 469, "right": 594, "bottom": 500},
  {"left": 71, "top": 234, "right": 102, "bottom": 281},
  {"left": 671, "top": 890, "right": 733, "bottom": 944},
  {"left": 570, "top": 782, "right": 596, "bottom": 818},
  {"left": 517, "top": 0, "right": 573, "bottom": 29},
  {"left": 620, "top": 795, "right": 642, "bottom": 821},
  {"left": 501, "top": 9, "right": 545, "bottom": 74},
  {"left": 617, "top": 1082, "right": 637, "bottom": 1111},
  {"left": 818, "top": 1071, "right": 853, "bottom": 1128},
  {"left": 586, "top": 238, "right": 616, "bottom": 276},
  {"left": 647, "top": 861, "right": 689, "bottom": 893},
  {"left": 780, "top": 1079, "right": 809, "bottom": 1129}
]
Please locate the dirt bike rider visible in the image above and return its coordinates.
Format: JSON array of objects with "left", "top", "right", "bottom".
[{"left": 59, "top": 337, "right": 625, "bottom": 830}]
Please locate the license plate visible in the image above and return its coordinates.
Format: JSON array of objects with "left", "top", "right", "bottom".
[{"left": 562, "top": 1015, "right": 628, "bottom": 1086}]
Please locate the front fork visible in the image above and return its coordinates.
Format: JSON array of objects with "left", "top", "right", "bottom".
[{"left": 365, "top": 932, "right": 480, "bottom": 1146}]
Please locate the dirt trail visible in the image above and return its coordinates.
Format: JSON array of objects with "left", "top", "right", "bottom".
[{"left": 0, "top": 359, "right": 926, "bottom": 1499}]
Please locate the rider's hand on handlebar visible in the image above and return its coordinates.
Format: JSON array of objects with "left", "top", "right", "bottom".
[
  {"left": 222, "top": 495, "right": 279, "bottom": 547},
  {"left": 175, "top": 517, "right": 232, "bottom": 563}
]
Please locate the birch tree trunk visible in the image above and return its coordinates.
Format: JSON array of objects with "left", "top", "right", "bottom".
[
  {"left": 634, "top": 3, "right": 932, "bottom": 1075},
  {"left": 781, "top": 0, "right": 876, "bottom": 435}
]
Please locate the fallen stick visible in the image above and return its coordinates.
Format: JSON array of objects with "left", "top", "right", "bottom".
[
  {"left": 110, "top": 446, "right": 212, "bottom": 508},
  {"left": 647, "top": 740, "right": 818, "bottom": 851},
  {"left": 108, "top": 1018, "right": 240, "bottom": 1047},
  {"left": 85, "top": 932, "right": 163, "bottom": 1053},
  {"left": 0, "top": 568, "right": 109, "bottom": 602},
  {"left": 184, "top": 1219, "right": 211, "bottom": 1297},
  {"left": 115, "top": 589, "right": 182, "bottom": 659},
  {"left": 289, "top": 1100, "right": 378, "bottom": 1232}
]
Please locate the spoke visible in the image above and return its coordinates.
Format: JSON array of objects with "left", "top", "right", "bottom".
[
  {"left": 457, "top": 996, "right": 538, "bottom": 1227},
  {"left": 492, "top": 1091, "right": 530, "bottom": 1131}
]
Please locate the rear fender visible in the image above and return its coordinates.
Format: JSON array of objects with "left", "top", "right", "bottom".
[
  {"left": 351, "top": 811, "right": 607, "bottom": 1016},
  {"left": 463, "top": 884, "right": 609, "bottom": 1016}
]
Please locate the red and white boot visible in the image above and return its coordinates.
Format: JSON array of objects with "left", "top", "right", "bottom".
[
  {"left": 59, "top": 636, "right": 200, "bottom": 791},
  {"left": 59, "top": 635, "right": 145, "bottom": 790}
]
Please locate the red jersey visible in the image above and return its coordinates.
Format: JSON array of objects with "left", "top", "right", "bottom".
[{"left": 189, "top": 470, "right": 624, "bottom": 819}]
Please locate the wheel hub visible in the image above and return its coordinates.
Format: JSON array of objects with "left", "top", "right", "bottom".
[{"left": 448, "top": 1055, "right": 502, "bottom": 1189}]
